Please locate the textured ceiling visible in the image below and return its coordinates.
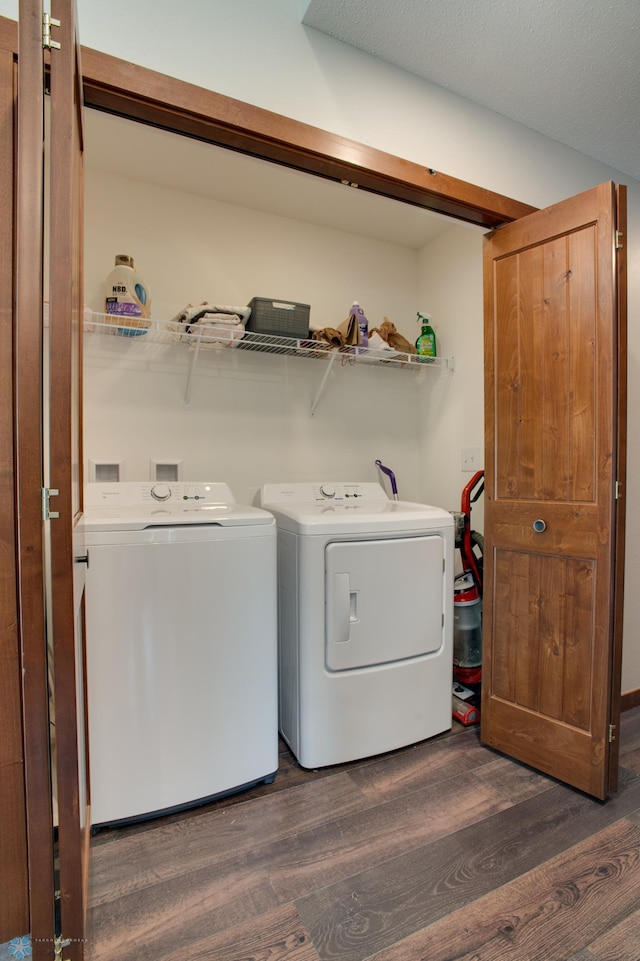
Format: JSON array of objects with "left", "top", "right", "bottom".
[{"left": 302, "top": 0, "right": 640, "bottom": 183}]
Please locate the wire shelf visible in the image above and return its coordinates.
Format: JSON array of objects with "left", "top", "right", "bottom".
[
  {"left": 86, "top": 313, "right": 451, "bottom": 368},
  {"left": 84, "top": 312, "right": 453, "bottom": 410}
]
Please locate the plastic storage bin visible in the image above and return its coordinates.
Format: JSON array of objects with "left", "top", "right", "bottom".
[{"left": 247, "top": 297, "right": 310, "bottom": 339}]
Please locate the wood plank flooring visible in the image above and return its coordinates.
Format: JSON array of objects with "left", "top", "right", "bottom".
[{"left": 86, "top": 707, "right": 640, "bottom": 961}]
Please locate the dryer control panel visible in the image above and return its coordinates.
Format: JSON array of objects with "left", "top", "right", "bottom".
[{"left": 259, "top": 482, "right": 388, "bottom": 505}]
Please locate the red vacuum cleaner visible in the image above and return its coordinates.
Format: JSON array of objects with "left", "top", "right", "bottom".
[{"left": 452, "top": 471, "right": 484, "bottom": 725}]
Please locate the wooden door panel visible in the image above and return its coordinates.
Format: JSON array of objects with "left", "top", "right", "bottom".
[
  {"left": 15, "top": 3, "right": 57, "bottom": 956},
  {"left": 609, "top": 185, "right": 627, "bottom": 790},
  {"left": 482, "top": 698, "right": 604, "bottom": 792},
  {"left": 491, "top": 502, "right": 599, "bottom": 555},
  {"left": 495, "top": 229, "right": 598, "bottom": 502},
  {"left": 49, "top": 1, "right": 88, "bottom": 956},
  {"left": 482, "top": 181, "right": 623, "bottom": 800},
  {"left": 493, "top": 550, "right": 594, "bottom": 727},
  {"left": 0, "top": 20, "right": 29, "bottom": 944},
  {"left": 494, "top": 248, "right": 541, "bottom": 498}
]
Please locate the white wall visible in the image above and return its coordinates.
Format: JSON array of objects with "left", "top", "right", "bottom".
[
  {"left": 84, "top": 166, "right": 476, "bottom": 505},
  {"left": 3, "top": 0, "right": 637, "bottom": 692},
  {"left": 418, "top": 225, "right": 485, "bottom": 527},
  {"left": 84, "top": 170, "right": 423, "bottom": 329}
]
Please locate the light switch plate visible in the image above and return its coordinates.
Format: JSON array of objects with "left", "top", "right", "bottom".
[{"left": 461, "top": 448, "right": 481, "bottom": 472}]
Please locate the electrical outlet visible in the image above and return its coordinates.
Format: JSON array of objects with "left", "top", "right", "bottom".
[{"left": 461, "top": 448, "right": 481, "bottom": 472}]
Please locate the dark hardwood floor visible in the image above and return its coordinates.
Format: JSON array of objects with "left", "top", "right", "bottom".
[{"left": 86, "top": 707, "right": 640, "bottom": 961}]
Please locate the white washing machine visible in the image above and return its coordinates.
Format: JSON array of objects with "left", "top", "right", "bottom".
[
  {"left": 258, "top": 482, "right": 454, "bottom": 768},
  {"left": 83, "top": 481, "right": 277, "bottom": 827}
]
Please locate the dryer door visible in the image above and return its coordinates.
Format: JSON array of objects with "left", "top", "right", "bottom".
[{"left": 325, "top": 534, "right": 445, "bottom": 671}]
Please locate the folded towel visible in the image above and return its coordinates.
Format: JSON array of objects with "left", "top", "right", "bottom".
[
  {"left": 172, "top": 303, "right": 252, "bottom": 328},
  {"left": 197, "top": 312, "right": 243, "bottom": 326},
  {"left": 171, "top": 302, "right": 250, "bottom": 349},
  {"left": 184, "top": 319, "right": 246, "bottom": 349}
]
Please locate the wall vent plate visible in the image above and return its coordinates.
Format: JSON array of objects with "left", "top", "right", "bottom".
[
  {"left": 149, "top": 459, "right": 182, "bottom": 482},
  {"left": 88, "top": 459, "right": 124, "bottom": 483}
]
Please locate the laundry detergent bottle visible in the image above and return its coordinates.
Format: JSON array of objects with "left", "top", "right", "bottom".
[
  {"left": 415, "top": 310, "right": 436, "bottom": 358},
  {"left": 350, "top": 301, "right": 369, "bottom": 348},
  {"left": 105, "top": 254, "right": 152, "bottom": 336}
]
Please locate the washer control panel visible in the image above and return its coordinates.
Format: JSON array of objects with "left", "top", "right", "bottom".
[
  {"left": 85, "top": 481, "right": 235, "bottom": 509},
  {"left": 150, "top": 483, "right": 172, "bottom": 501}
]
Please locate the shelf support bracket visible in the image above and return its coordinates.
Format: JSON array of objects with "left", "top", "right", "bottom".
[
  {"left": 184, "top": 339, "right": 202, "bottom": 409},
  {"left": 310, "top": 350, "right": 339, "bottom": 415}
]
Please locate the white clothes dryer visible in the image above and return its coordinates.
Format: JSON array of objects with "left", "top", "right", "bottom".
[
  {"left": 258, "top": 482, "right": 454, "bottom": 769},
  {"left": 83, "top": 481, "right": 277, "bottom": 827}
]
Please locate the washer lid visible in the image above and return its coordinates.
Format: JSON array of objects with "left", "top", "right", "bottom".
[
  {"left": 258, "top": 482, "right": 453, "bottom": 535},
  {"left": 83, "top": 482, "right": 274, "bottom": 530}
]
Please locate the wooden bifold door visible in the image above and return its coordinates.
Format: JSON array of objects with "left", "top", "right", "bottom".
[
  {"left": 481, "top": 181, "right": 627, "bottom": 800},
  {"left": 14, "top": 1, "right": 88, "bottom": 958}
]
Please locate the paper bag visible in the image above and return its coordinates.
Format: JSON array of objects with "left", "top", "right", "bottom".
[
  {"left": 312, "top": 327, "right": 344, "bottom": 348},
  {"left": 337, "top": 312, "right": 362, "bottom": 346}
]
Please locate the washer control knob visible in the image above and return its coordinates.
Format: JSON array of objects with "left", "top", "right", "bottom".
[
  {"left": 150, "top": 483, "right": 172, "bottom": 502},
  {"left": 319, "top": 485, "right": 336, "bottom": 499}
]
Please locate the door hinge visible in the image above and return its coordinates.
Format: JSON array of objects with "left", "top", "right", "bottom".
[
  {"left": 616, "top": 229, "right": 624, "bottom": 250},
  {"left": 615, "top": 480, "right": 623, "bottom": 500},
  {"left": 609, "top": 723, "right": 616, "bottom": 743},
  {"left": 54, "top": 935, "right": 71, "bottom": 961},
  {"left": 42, "top": 12, "right": 61, "bottom": 50},
  {"left": 42, "top": 487, "right": 60, "bottom": 520}
]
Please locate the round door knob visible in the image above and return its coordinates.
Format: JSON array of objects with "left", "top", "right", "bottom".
[
  {"left": 533, "top": 519, "right": 546, "bottom": 533},
  {"left": 150, "top": 483, "right": 172, "bottom": 502}
]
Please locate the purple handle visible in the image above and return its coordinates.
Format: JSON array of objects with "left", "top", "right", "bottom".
[{"left": 375, "top": 459, "right": 398, "bottom": 498}]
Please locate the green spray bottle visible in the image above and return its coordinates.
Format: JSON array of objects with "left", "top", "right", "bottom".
[{"left": 415, "top": 311, "right": 437, "bottom": 358}]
